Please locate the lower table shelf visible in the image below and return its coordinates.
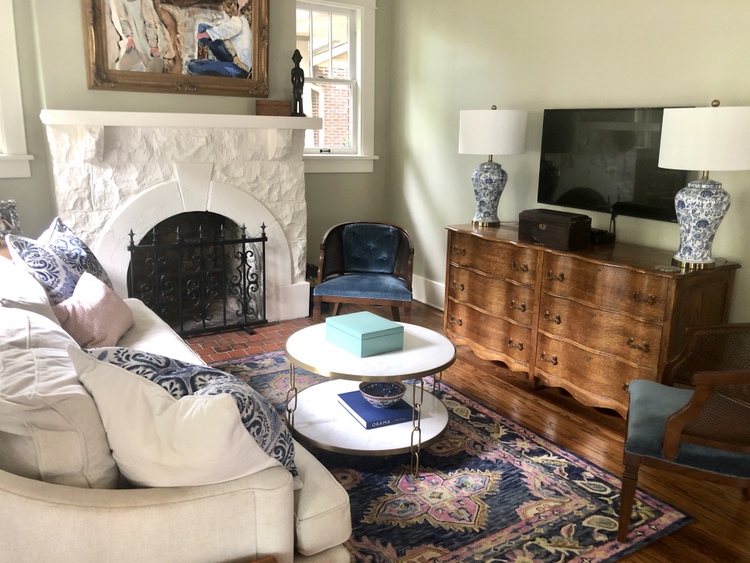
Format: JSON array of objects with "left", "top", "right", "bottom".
[{"left": 290, "top": 379, "right": 449, "bottom": 456}]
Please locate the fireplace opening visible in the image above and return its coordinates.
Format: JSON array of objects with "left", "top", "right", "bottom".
[{"left": 127, "top": 211, "right": 267, "bottom": 337}]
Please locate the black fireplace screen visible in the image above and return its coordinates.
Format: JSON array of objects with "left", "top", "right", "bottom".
[{"left": 127, "top": 214, "right": 267, "bottom": 337}]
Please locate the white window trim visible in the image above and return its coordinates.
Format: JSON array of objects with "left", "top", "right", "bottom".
[
  {"left": 0, "top": 0, "right": 32, "bottom": 179},
  {"left": 301, "top": 0, "right": 378, "bottom": 174}
]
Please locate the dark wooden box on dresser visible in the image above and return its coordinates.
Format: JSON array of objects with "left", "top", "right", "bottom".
[{"left": 443, "top": 223, "right": 740, "bottom": 417}]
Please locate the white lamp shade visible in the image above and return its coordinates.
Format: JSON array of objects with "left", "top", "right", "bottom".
[
  {"left": 659, "top": 106, "right": 750, "bottom": 172},
  {"left": 459, "top": 109, "right": 528, "bottom": 156}
]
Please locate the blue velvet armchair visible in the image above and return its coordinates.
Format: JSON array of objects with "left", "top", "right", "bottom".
[
  {"left": 312, "top": 222, "right": 414, "bottom": 323},
  {"left": 617, "top": 323, "right": 750, "bottom": 542}
]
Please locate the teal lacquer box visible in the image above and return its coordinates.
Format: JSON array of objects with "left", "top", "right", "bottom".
[{"left": 325, "top": 311, "right": 404, "bottom": 357}]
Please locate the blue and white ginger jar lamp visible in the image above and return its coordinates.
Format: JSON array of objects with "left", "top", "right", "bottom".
[
  {"left": 659, "top": 103, "right": 750, "bottom": 269},
  {"left": 459, "top": 107, "right": 528, "bottom": 227}
]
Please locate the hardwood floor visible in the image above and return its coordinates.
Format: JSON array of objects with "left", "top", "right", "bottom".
[{"left": 187, "top": 301, "right": 750, "bottom": 563}]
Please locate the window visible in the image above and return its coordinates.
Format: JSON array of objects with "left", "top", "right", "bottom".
[
  {"left": 0, "top": 0, "right": 33, "bottom": 178},
  {"left": 296, "top": 0, "right": 377, "bottom": 173}
]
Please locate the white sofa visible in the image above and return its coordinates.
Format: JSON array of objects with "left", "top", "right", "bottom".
[{"left": 0, "top": 256, "right": 351, "bottom": 563}]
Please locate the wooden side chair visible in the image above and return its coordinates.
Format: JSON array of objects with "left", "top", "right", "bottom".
[
  {"left": 617, "top": 323, "right": 750, "bottom": 542},
  {"left": 311, "top": 222, "right": 414, "bottom": 323}
]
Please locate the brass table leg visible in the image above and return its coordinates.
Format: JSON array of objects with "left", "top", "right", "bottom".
[
  {"left": 286, "top": 363, "right": 298, "bottom": 429},
  {"left": 410, "top": 378, "right": 425, "bottom": 476},
  {"left": 433, "top": 371, "right": 443, "bottom": 396}
]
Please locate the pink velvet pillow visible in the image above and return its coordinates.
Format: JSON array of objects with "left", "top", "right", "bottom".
[{"left": 53, "top": 272, "right": 135, "bottom": 348}]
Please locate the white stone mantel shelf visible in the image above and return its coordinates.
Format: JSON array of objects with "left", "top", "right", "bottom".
[{"left": 40, "top": 109, "right": 322, "bottom": 130}]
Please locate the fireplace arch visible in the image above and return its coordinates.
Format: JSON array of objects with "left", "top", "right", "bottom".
[{"left": 93, "top": 178, "right": 304, "bottom": 322}]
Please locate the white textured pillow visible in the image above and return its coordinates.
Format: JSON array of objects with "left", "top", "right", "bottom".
[
  {"left": 0, "top": 347, "right": 119, "bottom": 488},
  {"left": 53, "top": 272, "right": 134, "bottom": 348},
  {"left": 68, "top": 346, "right": 285, "bottom": 487},
  {"left": 0, "top": 307, "right": 76, "bottom": 352},
  {"left": 0, "top": 257, "right": 59, "bottom": 325}
]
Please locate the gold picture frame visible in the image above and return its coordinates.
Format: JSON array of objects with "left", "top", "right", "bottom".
[{"left": 82, "top": 0, "right": 269, "bottom": 97}]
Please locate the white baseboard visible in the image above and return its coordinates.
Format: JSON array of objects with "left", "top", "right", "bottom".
[{"left": 412, "top": 275, "right": 445, "bottom": 311}]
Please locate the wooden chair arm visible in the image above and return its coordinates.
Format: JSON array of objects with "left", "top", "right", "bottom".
[{"left": 691, "top": 370, "right": 750, "bottom": 387}]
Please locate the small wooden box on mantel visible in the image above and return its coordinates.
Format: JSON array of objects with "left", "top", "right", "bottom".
[{"left": 256, "top": 100, "right": 292, "bottom": 116}]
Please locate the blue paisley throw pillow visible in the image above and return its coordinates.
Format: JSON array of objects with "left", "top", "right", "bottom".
[
  {"left": 84, "top": 347, "right": 299, "bottom": 481},
  {"left": 6, "top": 217, "right": 112, "bottom": 305}
]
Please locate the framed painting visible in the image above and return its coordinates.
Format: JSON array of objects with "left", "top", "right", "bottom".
[{"left": 82, "top": 0, "right": 269, "bottom": 97}]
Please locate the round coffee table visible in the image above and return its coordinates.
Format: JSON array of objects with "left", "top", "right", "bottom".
[{"left": 284, "top": 322, "right": 456, "bottom": 473}]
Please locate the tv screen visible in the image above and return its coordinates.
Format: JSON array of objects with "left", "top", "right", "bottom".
[{"left": 538, "top": 108, "right": 687, "bottom": 222}]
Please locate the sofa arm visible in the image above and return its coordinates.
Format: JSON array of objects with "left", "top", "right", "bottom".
[
  {"left": 0, "top": 466, "right": 296, "bottom": 563},
  {"left": 119, "top": 299, "right": 206, "bottom": 365}
]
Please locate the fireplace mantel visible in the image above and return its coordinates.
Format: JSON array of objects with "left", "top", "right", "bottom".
[{"left": 40, "top": 109, "right": 322, "bottom": 131}]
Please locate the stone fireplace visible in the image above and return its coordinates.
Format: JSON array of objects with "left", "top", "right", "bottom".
[{"left": 40, "top": 110, "right": 322, "bottom": 322}]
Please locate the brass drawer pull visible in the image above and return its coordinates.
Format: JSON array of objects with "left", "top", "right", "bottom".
[
  {"left": 449, "top": 315, "right": 463, "bottom": 326},
  {"left": 450, "top": 281, "right": 465, "bottom": 291},
  {"left": 627, "top": 338, "right": 650, "bottom": 353},
  {"left": 546, "top": 271, "right": 565, "bottom": 282},
  {"left": 507, "top": 338, "right": 524, "bottom": 351},
  {"left": 509, "top": 300, "right": 526, "bottom": 312},
  {"left": 632, "top": 291, "right": 656, "bottom": 305},
  {"left": 511, "top": 261, "right": 529, "bottom": 272},
  {"left": 622, "top": 382, "right": 630, "bottom": 392},
  {"left": 540, "top": 352, "right": 558, "bottom": 365},
  {"left": 452, "top": 245, "right": 466, "bottom": 256},
  {"left": 543, "top": 310, "right": 562, "bottom": 324}
]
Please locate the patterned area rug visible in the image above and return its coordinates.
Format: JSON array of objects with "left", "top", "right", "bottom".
[{"left": 212, "top": 351, "right": 691, "bottom": 562}]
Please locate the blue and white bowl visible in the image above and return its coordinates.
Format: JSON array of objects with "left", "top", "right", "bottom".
[{"left": 359, "top": 381, "right": 406, "bottom": 409}]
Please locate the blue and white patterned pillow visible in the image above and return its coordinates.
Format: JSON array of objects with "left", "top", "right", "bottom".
[
  {"left": 85, "top": 346, "right": 299, "bottom": 479},
  {"left": 6, "top": 217, "right": 112, "bottom": 305}
]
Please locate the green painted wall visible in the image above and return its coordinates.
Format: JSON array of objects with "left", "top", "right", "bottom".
[
  {"left": 6, "top": 0, "right": 750, "bottom": 321},
  {"left": 384, "top": 0, "right": 750, "bottom": 320}
]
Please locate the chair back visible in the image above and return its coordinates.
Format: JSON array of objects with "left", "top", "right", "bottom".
[
  {"left": 318, "top": 222, "right": 414, "bottom": 287},
  {"left": 666, "top": 324, "right": 750, "bottom": 386},
  {"left": 342, "top": 223, "right": 400, "bottom": 274},
  {"left": 662, "top": 324, "right": 750, "bottom": 456}
]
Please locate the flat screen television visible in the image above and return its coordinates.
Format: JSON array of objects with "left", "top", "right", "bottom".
[{"left": 537, "top": 107, "right": 687, "bottom": 222}]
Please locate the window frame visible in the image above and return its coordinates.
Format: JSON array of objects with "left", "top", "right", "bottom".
[
  {"left": 298, "top": 0, "right": 377, "bottom": 174},
  {"left": 299, "top": 2, "right": 358, "bottom": 155},
  {"left": 0, "top": 0, "right": 33, "bottom": 179}
]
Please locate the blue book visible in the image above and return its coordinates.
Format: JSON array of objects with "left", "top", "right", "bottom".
[{"left": 337, "top": 390, "right": 413, "bottom": 430}]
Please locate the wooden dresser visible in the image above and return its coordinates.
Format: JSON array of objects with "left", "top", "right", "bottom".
[{"left": 443, "top": 223, "right": 740, "bottom": 416}]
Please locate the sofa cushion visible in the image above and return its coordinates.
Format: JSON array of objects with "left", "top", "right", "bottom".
[
  {"left": 6, "top": 217, "right": 112, "bottom": 305},
  {"left": 0, "top": 257, "right": 59, "bottom": 325},
  {"left": 0, "top": 346, "right": 119, "bottom": 488},
  {"left": 53, "top": 273, "right": 135, "bottom": 348},
  {"left": 0, "top": 307, "right": 76, "bottom": 352},
  {"left": 69, "top": 346, "right": 301, "bottom": 488}
]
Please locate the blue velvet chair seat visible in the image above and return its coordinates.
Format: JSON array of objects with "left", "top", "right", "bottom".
[
  {"left": 313, "top": 274, "right": 412, "bottom": 302},
  {"left": 626, "top": 380, "right": 750, "bottom": 479}
]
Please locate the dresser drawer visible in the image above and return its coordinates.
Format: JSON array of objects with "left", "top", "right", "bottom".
[
  {"left": 447, "top": 267, "right": 535, "bottom": 327},
  {"left": 445, "top": 301, "right": 532, "bottom": 366},
  {"left": 534, "top": 334, "right": 658, "bottom": 414},
  {"left": 538, "top": 293, "right": 662, "bottom": 367},
  {"left": 449, "top": 232, "right": 537, "bottom": 284},
  {"left": 541, "top": 254, "right": 669, "bottom": 322}
]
